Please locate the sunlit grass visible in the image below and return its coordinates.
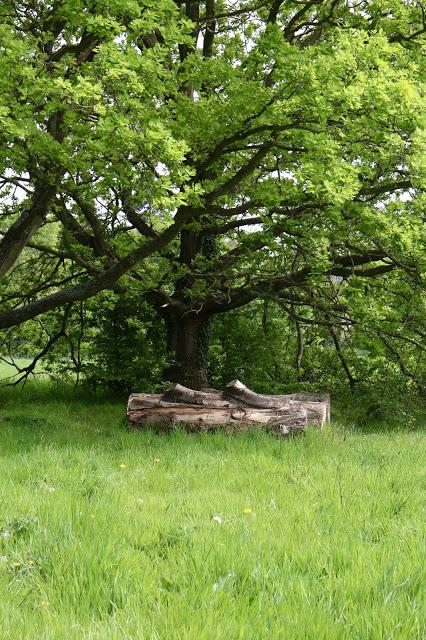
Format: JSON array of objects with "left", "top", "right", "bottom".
[
  {"left": 0, "top": 386, "right": 425, "bottom": 639},
  {"left": 0, "top": 358, "right": 42, "bottom": 384}
]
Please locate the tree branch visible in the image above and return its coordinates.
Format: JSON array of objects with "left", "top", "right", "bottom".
[{"left": 0, "top": 204, "right": 197, "bottom": 330}]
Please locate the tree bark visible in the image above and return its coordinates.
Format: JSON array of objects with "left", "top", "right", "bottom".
[
  {"left": 0, "top": 183, "right": 56, "bottom": 280},
  {"left": 163, "top": 311, "right": 211, "bottom": 389},
  {"left": 294, "top": 317, "right": 304, "bottom": 381}
]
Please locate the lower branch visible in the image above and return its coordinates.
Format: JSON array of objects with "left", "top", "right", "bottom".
[{"left": 0, "top": 307, "right": 70, "bottom": 387}]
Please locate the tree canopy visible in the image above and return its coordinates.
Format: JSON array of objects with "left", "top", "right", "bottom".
[{"left": 0, "top": 0, "right": 425, "bottom": 387}]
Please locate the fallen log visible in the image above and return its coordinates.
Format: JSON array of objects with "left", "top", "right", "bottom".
[
  {"left": 223, "top": 380, "right": 329, "bottom": 426},
  {"left": 284, "top": 393, "right": 330, "bottom": 422},
  {"left": 162, "top": 384, "right": 231, "bottom": 407},
  {"left": 127, "top": 392, "right": 229, "bottom": 410},
  {"left": 128, "top": 393, "right": 177, "bottom": 409},
  {"left": 127, "top": 380, "right": 330, "bottom": 435},
  {"left": 128, "top": 405, "right": 307, "bottom": 435}
]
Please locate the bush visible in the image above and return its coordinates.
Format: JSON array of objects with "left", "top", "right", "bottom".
[{"left": 82, "top": 292, "right": 167, "bottom": 395}]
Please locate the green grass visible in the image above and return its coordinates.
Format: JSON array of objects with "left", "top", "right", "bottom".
[
  {"left": 0, "top": 358, "right": 43, "bottom": 384},
  {"left": 0, "top": 386, "right": 425, "bottom": 639}
]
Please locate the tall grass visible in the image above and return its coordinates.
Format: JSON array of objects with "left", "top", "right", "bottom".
[{"left": 0, "top": 384, "right": 425, "bottom": 639}]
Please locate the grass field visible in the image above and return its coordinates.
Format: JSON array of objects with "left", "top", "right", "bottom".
[{"left": 0, "top": 384, "right": 425, "bottom": 639}]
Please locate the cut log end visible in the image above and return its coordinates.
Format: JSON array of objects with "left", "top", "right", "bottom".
[{"left": 127, "top": 381, "right": 330, "bottom": 437}]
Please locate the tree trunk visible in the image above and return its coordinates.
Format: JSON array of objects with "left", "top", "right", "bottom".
[{"left": 163, "top": 312, "right": 211, "bottom": 389}]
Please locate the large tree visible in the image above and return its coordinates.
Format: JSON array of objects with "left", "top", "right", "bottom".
[{"left": 0, "top": 0, "right": 425, "bottom": 387}]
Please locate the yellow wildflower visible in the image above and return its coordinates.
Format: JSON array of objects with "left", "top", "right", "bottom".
[
  {"left": 243, "top": 508, "right": 252, "bottom": 514},
  {"left": 119, "top": 464, "right": 127, "bottom": 469}
]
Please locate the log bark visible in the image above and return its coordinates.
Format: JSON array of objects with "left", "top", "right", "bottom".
[
  {"left": 162, "top": 383, "right": 230, "bottom": 407},
  {"left": 127, "top": 380, "right": 331, "bottom": 435},
  {"left": 127, "top": 380, "right": 330, "bottom": 436},
  {"left": 128, "top": 405, "right": 307, "bottom": 435},
  {"left": 128, "top": 391, "right": 229, "bottom": 409},
  {"left": 128, "top": 393, "right": 192, "bottom": 409},
  {"left": 223, "top": 380, "right": 329, "bottom": 426},
  {"left": 283, "top": 392, "right": 331, "bottom": 421}
]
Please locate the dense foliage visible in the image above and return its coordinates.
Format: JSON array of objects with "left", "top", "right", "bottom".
[{"left": 0, "top": 1, "right": 425, "bottom": 389}]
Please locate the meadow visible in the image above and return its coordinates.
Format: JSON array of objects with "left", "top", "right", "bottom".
[{"left": 0, "top": 382, "right": 425, "bottom": 639}]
